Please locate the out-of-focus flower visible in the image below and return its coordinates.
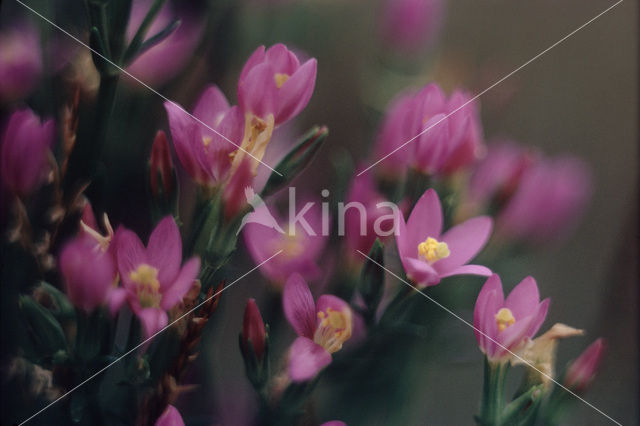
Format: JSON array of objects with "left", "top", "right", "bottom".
[
  {"left": 149, "top": 130, "right": 174, "bottom": 199},
  {"left": 474, "top": 274, "right": 550, "bottom": 362},
  {"left": 117, "top": 216, "right": 200, "bottom": 338},
  {"left": 321, "top": 422, "right": 347, "bottom": 426},
  {"left": 243, "top": 199, "right": 327, "bottom": 285},
  {"left": 164, "top": 85, "right": 244, "bottom": 187},
  {"left": 466, "top": 142, "right": 538, "bottom": 208},
  {"left": 0, "top": 108, "right": 55, "bottom": 197},
  {"left": 59, "top": 237, "right": 118, "bottom": 313},
  {"left": 512, "top": 323, "right": 584, "bottom": 387},
  {"left": 497, "top": 155, "right": 591, "bottom": 242},
  {"left": 235, "top": 44, "right": 316, "bottom": 173},
  {"left": 241, "top": 298, "right": 267, "bottom": 360},
  {"left": 283, "top": 274, "right": 352, "bottom": 381},
  {"left": 373, "top": 83, "right": 484, "bottom": 177},
  {"left": 564, "top": 338, "right": 605, "bottom": 393},
  {"left": 126, "top": 0, "right": 203, "bottom": 87},
  {"left": 396, "top": 189, "right": 492, "bottom": 287},
  {"left": 238, "top": 44, "right": 317, "bottom": 126},
  {"left": 155, "top": 404, "right": 185, "bottom": 426},
  {"left": 379, "top": 0, "right": 445, "bottom": 52},
  {"left": 344, "top": 171, "right": 396, "bottom": 258},
  {"left": 0, "top": 24, "right": 42, "bottom": 103}
]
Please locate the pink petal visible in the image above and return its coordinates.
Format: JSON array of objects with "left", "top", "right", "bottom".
[
  {"left": 435, "top": 216, "right": 492, "bottom": 272},
  {"left": 474, "top": 275, "right": 503, "bottom": 353},
  {"left": 527, "top": 298, "right": 550, "bottom": 338},
  {"left": 439, "top": 264, "right": 492, "bottom": 279},
  {"left": 238, "top": 62, "right": 277, "bottom": 118},
  {"left": 193, "top": 85, "right": 230, "bottom": 127},
  {"left": 504, "top": 276, "right": 540, "bottom": 320},
  {"left": 265, "top": 43, "right": 300, "bottom": 75},
  {"left": 116, "top": 229, "right": 147, "bottom": 283},
  {"left": 155, "top": 404, "right": 185, "bottom": 426},
  {"left": 394, "top": 208, "right": 410, "bottom": 258},
  {"left": 137, "top": 308, "right": 169, "bottom": 339},
  {"left": 496, "top": 314, "right": 535, "bottom": 358},
  {"left": 276, "top": 58, "right": 317, "bottom": 124},
  {"left": 402, "top": 257, "right": 439, "bottom": 287},
  {"left": 148, "top": 216, "right": 182, "bottom": 286},
  {"left": 283, "top": 273, "right": 317, "bottom": 339},
  {"left": 160, "top": 257, "right": 200, "bottom": 310},
  {"left": 288, "top": 336, "right": 332, "bottom": 382},
  {"left": 108, "top": 288, "right": 128, "bottom": 316},
  {"left": 316, "top": 294, "right": 350, "bottom": 317},
  {"left": 405, "top": 189, "right": 443, "bottom": 257},
  {"left": 239, "top": 45, "right": 266, "bottom": 83}
]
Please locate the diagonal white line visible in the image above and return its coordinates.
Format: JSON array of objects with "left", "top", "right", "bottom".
[
  {"left": 14, "top": 0, "right": 283, "bottom": 177},
  {"left": 18, "top": 250, "right": 283, "bottom": 425},
  {"left": 356, "top": 250, "right": 622, "bottom": 425},
  {"left": 358, "top": 0, "right": 624, "bottom": 176}
]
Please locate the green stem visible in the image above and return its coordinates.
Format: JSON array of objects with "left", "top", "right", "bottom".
[{"left": 480, "top": 357, "right": 509, "bottom": 426}]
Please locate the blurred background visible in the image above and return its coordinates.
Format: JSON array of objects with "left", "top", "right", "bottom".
[{"left": 1, "top": 0, "right": 637, "bottom": 424}]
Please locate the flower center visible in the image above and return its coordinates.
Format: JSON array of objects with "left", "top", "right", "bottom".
[
  {"left": 129, "top": 264, "right": 162, "bottom": 308},
  {"left": 418, "top": 237, "right": 450, "bottom": 264},
  {"left": 314, "top": 307, "right": 352, "bottom": 354},
  {"left": 495, "top": 308, "right": 516, "bottom": 332},
  {"left": 202, "top": 135, "right": 212, "bottom": 147},
  {"left": 274, "top": 73, "right": 290, "bottom": 89}
]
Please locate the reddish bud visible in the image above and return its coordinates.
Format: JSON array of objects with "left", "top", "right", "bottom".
[
  {"left": 150, "top": 130, "right": 174, "bottom": 199},
  {"left": 564, "top": 338, "right": 605, "bottom": 393},
  {"left": 242, "top": 298, "right": 266, "bottom": 359}
]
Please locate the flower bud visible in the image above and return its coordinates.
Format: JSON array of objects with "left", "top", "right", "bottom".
[
  {"left": 149, "top": 130, "right": 175, "bottom": 200},
  {"left": 155, "top": 404, "right": 185, "bottom": 426},
  {"left": 241, "top": 298, "right": 266, "bottom": 360},
  {"left": 564, "top": 338, "right": 605, "bottom": 393}
]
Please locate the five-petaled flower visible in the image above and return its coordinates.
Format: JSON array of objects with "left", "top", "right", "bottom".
[
  {"left": 396, "top": 188, "right": 493, "bottom": 287},
  {"left": 474, "top": 274, "right": 550, "bottom": 362},
  {"left": 117, "top": 216, "right": 200, "bottom": 339},
  {"left": 283, "top": 274, "right": 353, "bottom": 381}
]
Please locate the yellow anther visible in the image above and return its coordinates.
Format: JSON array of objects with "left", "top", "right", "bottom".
[
  {"left": 202, "top": 136, "right": 212, "bottom": 147},
  {"left": 495, "top": 308, "right": 516, "bottom": 332},
  {"left": 314, "top": 308, "right": 352, "bottom": 354},
  {"left": 130, "top": 264, "right": 161, "bottom": 308},
  {"left": 418, "top": 237, "right": 450, "bottom": 263},
  {"left": 274, "top": 73, "right": 290, "bottom": 89}
]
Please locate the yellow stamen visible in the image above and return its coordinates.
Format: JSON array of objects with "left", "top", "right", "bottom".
[
  {"left": 314, "top": 308, "right": 352, "bottom": 354},
  {"left": 202, "top": 136, "right": 212, "bottom": 147},
  {"left": 495, "top": 308, "right": 516, "bottom": 332},
  {"left": 274, "top": 73, "right": 290, "bottom": 89},
  {"left": 418, "top": 237, "right": 450, "bottom": 263},
  {"left": 129, "top": 264, "right": 162, "bottom": 308},
  {"left": 230, "top": 113, "right": 275, "bottom": 175}
]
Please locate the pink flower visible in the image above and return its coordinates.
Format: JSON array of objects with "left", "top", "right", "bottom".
[
  {"left": 241, "top": 298, "right": 267, "bottom": 360},
  {"left": 474, "top": 274, "right": 550, "bottom": 362},
  {"left": 344, "top": 171, "right": 396, "bottom": 257},
  {"left": 243, "top": 200, "right": 327, "bottom": 285},
  {"left": 497, "top": 155, "right": 591, "bottom": 242},
  {"left": 379, "top": 0, "right": 445, "bottom": 52},
  {"left": 222, "top": 157, "right": 253, "bottom": 219},
  {"left": 396, "top": 189, "right": 492, "bottom": 287},
  {"left": 238, "top": 44, "right": 317, "bottom": 126},
  {"left": 322, "top": 422, "right": 347, "bottom": 426},
  {"left": 155, "top": 404, "right": 185, "bottom": 426},
  {"left": 59, "top": 237, "right": 116, "bottom": 313},
  {"left": 283, "top": 274, "right": 353, "bottom": 381},
  {"left": 117, "top": 216, "right": 200, "bottom": 338},
  {"left": 126, "top": 0, "right": 203, "bottom": 87},
  {"left": 0, "top": 24, "right": 42, "bottom": 103},
  {"left": 1, "top": 108, "right": 55, "bottom": 197},
  {"left": 564, "top": 338, "right": 605, "bottom": 392},
  {"left": 164, "top": 85, "right": 244, "bottom": 187},
  {"left": 372, "top": 83, "right": 484, "bottom": 176}
]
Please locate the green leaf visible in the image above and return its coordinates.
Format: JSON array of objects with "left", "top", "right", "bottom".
[
  {"left": 19, "top": 295, "right": 68, "bottom": 359},
  {"left": 33, "top": 282, "right": 75, "bottom": 320},
  {"left": 261, "top": 126, "right": 328, "bottom": 198},
  {"left": 501, "top": 384, "right": 544, "bottom": 425},
  {"left": 122, "top": 0, "right": 168, "bottom": 64},
  {"left": 358, "top": 239, "right": 385, "bottom": 325}
]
